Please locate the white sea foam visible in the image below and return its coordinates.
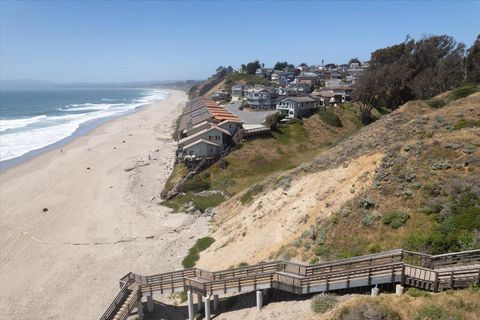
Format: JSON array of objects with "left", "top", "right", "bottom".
[
  {"left": 0, "top": 89, "right": 168, "bottom": 161},
  {"left": 0, "top": 115, "right": 48, "bottom": 132}
]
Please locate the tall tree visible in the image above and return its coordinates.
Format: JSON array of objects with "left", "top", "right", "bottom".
[
  {"left": 466, "top": 34, "right": 480, "bottom": 83},
  {"left": 241, "top": 60, "right": 262, "bottom": 74}
]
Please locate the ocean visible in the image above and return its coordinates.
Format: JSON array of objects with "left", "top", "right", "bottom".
[{"left": 0, "top": 87, "right": 168, "bottom": 163}]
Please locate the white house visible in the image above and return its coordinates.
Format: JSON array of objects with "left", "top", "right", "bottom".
[{"left": 276, "top": 96, "right": 320, "bottom": 119}]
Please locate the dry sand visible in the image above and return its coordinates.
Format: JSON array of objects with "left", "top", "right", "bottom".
[{"left": 0, "top": 90, "right": 210, "bottom": 319}]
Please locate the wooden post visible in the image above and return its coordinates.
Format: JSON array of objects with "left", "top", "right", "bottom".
[{"left": 434, "top": 272, "right": 440, "bottom": 292}]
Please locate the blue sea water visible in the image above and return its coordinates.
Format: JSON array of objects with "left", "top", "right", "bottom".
[{"left": 0, "top": 88, "right": 167, "bottom": 162}]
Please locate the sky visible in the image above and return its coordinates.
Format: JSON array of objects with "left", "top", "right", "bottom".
[{"left": 0, "top": 0, "right": 479, "bottom": 83}]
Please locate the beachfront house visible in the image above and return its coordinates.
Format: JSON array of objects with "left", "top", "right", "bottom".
[
  {"left": 245, "top": 87, "right": 278, "bottom": 110},
  {"left": 276, "top": 96, "right": 321, "bottom": 119},
  {"left": 178, "top": 125, "right": 231, "bottom": 160}
]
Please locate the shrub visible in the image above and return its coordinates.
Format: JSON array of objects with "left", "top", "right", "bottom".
[
  {"left": 240, "top": 184, "right": 264, "bottom": 204},
  {"left": 448, "top": 83, "right": 478, "bottom": 100},
  {"left": 427, "top": 99, "right": 447, "bottom": 109},
  {"left": 382, "top": 210, "right": 409, "bottom": 228},
  {"left": 367, "top": 243, "right": 381, "bottom": 253},
  {"left": 311, "top": 294, "right": 337, "bottom": 313},
  {"left": 407, "top": 288, "right": 432, "bottom": 298},
  {"left": 362, "top": 213, "right": 378, "bottom": 226},
  {"left": 318, "top": 109, "right": 343, "bottom": 127},
  {"left": 178, "top": 175, "right": 211, "bottom": 193},
  {"left": 453, "top": 118, "right": 480, "bottom": 130},
  {"left": 338, "top": 300, "right": 400, "bottom": 320},
  {"left": 414, "top": 304, "right": 451, "bottom": 320},
  {"left": 181, "top": 236, "right": 215, "bottom": 268},
  {"left": 315, "top": 245, "right": 329, "bottom": 256}
]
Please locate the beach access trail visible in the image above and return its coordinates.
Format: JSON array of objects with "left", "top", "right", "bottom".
[{"left": 0, "top": 90, "right": 210, "bottom": 319}]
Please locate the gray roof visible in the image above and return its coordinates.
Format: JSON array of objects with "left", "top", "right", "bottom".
[{"left": 282, "top": 96, "right": 316, "bottom": 103}]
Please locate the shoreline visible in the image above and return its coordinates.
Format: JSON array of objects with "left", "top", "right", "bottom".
[
  {"left": 0, "top": 89, "right": 169, "bottom": 171},
  {"left": 0, "top": 89, "right": 211, "bottom": 319}
]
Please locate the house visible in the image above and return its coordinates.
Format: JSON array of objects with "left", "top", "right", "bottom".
[
  {"left": 178, "top": 98, "right": 242, "bottom": 136},
  {"left": 313, "top": 86, "right": 352, "bottom": 104},
  {"left": 217, "top": 119, "right": 243, "bottom": 136},
  {"left": 255, "top": 68, "right": 273, "bottom": 79},
  {"left": 245, "top": 87, "right": 278, "bottom": 110},
  {"left": 181, "top": 139, "right": 221, "bottom": 161},
  {"left": 295, "top": 72, "right": 321, "bottom": 85},
  {"left": 231, "top": 85, "right": 244, "bottom": 98},
  {"left": 178, "top": 125, "right": 231, "bottom": 160},
  {"left": 285, "top": 82, "right": 312, "bottom": 96},
  {"left": 271, "top": 72, "right": 280, "bottom": 83},
  {"left": 210, "top": 90, "right": 229, "bottom": 101},
  {"left": 276, "top": 96, "right": 321, "bottom": 119},
  {"left": 311, "top": 90, "right": 336, "bottom": 106}
]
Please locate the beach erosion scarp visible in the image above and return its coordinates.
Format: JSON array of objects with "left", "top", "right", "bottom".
[{"left": 0, "top": 89, "right": 211, "bottom": 319}]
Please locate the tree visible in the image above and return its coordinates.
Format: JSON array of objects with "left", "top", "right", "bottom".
[
  {"left": 353, "top": 34, "right": 469, "bottom": 111},
  {"left": 466, "top": 34, "right": 480, "bottom": 83},
  {"left": 241, "top": 60, "right": 261, "bottom": 74},
  {"left": 265, "top": 112, "right": 284, "bottom": 130},
  {"left": 348, "top": 58, "right": 361, "bottom": 65},
  {"left": 324, "top": 63, "right": 337, "bottom": 69},
  {"left": 300, "top": 62, "right": 308, "bottom": 67},
  {"left": 274, "top": 61, "right": 294, "bottom": 70}
]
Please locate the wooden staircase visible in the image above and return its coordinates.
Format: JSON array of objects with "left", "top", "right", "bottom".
[{"left": 100, "top": 249, "right": 480, "bottom": 320}]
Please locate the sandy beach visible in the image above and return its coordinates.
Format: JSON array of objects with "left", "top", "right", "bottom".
[{"left": 0, "top": 90, "right": 210, "bottom": 319}]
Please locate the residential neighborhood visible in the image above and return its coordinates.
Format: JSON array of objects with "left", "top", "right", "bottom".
[{"left": 176, "top": 59, "right": 369, "bottom": 165}]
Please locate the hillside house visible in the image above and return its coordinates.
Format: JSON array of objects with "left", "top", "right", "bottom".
[
  {"left": 231, "top": 85, "right": 244, "bottom": 98},
  {"left": 276, "top": 96, "right": 321, "bottom": 119},
  {"left": 245, "top": 87, "right": 278, "bottom": 110},
  {"left": 285, "top": 82, "right": 312, "bottom": 96},
  {"left": 295, "top": 72, "right": 321, "bottom": 85},
  {"left": 255, "top": 68, "right": 273, "bottom": 79},
  {"left": 210, "top": 90, "right": 229, "bottom": 101}
]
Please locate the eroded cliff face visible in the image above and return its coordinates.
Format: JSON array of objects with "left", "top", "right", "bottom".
[{"left": 197, "top": 92, "right": 480, "bottom": 270}]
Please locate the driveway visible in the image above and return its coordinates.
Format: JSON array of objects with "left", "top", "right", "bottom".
[{"left": 223, "top": 100, "right": 277, "bottom": 125}]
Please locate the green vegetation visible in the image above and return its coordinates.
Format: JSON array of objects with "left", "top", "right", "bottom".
[
  {"left": 414, "top": 304, "right": 453, "bottom": 320},
  {"left": 318, "top": 109, "right": 343, "bottom": 127},
  {"left": 162, "top": 192, "right": 225, "bottom": 213},
  {"left": 178, "top": 174, "right": 211, "bottom": 193},
  {"left": 448, "top": 83, "right": 479, "bottom": 100},
  {"left": 405, "top": 188, "right": 480, "bottom": 254},
  {"left": 453, "top": 118, "right": 480, "bottom": 130},
  {"left": 427, "top": 98, "right": 447, "bottom": 109},
  {"left": 382, "top": 211, "right": 409, "bottom": 229},
  {"left": 311, "top": 294, "right": 337, "bottom": 313},
  {"left": 337, "top": 300, "right": 400, "bottom": 320},
  {"left": 240, "top": 184, "right": 264, "bottom": 204},
  {"left": 354, "top": 35, "right": 479, "bottom": 110},
  {"left": 427, "top": 83, "right": 480, "bottom": 110},
  {"left": 181, "top": 236, "right": 215, "bottom": 268},
  {"left": 407, "top": 288, "right": 432, "bottom": 298}
]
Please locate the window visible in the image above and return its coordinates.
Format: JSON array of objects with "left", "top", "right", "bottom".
[{"left": 209, "top": 135, "right": 212, "bottom": 140}]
